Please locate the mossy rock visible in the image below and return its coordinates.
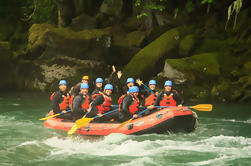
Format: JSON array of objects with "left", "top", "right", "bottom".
[
  {"left": 243, "top": 61, "right": 251, "bottom": 75},
  {"left": 123, "top": 28, "right": 180, "bottom": 78},
  {"left": 179, "top": 34, "right": 195, "bottom": 57},
  {"left": 27, "top": 24, "right": 110, "bottom": 60},
  {"left": 125, "top": 30, "right": 147, "bottom": 48},
  {"left": 163, "top": 53, "right": 221, "bottom": 83},
  {"left": 0, "top": 20, "right": 15, "bottom": 41},
  {"left": 100, "top": 0, "right": 123, "bottom": 20},
  {"left": 69, "top": 14, "right": 97, "bottom": 31}
]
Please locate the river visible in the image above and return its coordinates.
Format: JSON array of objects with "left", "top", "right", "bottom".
[{"left": 0, "top": 92, "right": 251, "bottom": 166}]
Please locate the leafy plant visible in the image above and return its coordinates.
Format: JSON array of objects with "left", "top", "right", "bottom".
[{"left": 225, "top": 0, "right": 243, "bottom": 30}]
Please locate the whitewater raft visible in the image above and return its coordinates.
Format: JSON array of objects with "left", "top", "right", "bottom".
[{"left": 44, "top": 106, "right": 198, "bottom": 135}]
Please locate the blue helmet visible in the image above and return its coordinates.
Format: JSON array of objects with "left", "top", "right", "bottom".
[
  {"left": 96, "top": 78, "right": 103, "bottom": 83},
  {"left": 164, "top": 80, "right": 172, "bottom": 87},
  {"left": 104, "top": 84, "right": 113, "bottom": 90},
  {"left": 149, "top": 80, "right": 157, "bottom": 86},
  {"left": 126, "top": 78, "right": 134, "bottom": 84},
  {"left": 129, "top": 86, "right": 139, "bottom": 93},
  {"left": 80, "top": 83, "right": 88, "bottom": 89},
  {"left": 59, "top": 80, "right": 67, "bottom": 86}
]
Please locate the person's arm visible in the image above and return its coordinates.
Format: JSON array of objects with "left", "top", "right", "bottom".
[
  {"left": 153, "top": 92, "right": 164, "bottom": 106},
  {"left": 173, "top": 91, "right": 184, "bottom": 106},
  {"left": 72, "top": 96, "right": 82, "bottom": 113},
  {"left": 121, "top": 96, "right": 132, "bottom": 116},
  {"left": 90, "top": 95, "right": 104, "bottom": 114},
  {"left": 52, "top": 92, "right": 61, "bottom": 114}
]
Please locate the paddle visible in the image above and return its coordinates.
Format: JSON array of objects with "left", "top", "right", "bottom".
[
  {"left": 117, "top": 108, "right": 151, "bottom": 129},
  {"left": 154, "top": 104, "right": 213, "bottom": 111},
  {"left": 68, "top": 108, "right": 119, "bottom": 135},
  {"left": 39, "top": 110, "right": 71, "bottom": 120},
  {"left": 141, "top": 82, "right": 157, "bottom": 97}
]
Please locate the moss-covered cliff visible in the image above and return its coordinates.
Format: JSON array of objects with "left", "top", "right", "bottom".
[{"left": 0, "top": 0, "right": 250, "bottom": 103}]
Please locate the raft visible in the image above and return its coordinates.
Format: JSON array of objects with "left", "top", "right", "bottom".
[{"left": 44, "top": 106, "right": 198, "bottom": 135}]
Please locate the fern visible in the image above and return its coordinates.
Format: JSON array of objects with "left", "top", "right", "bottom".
[{"left": 225, "top": 0, "right": 243, "bottom": 30}]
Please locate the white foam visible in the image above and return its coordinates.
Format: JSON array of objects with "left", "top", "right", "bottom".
[{"left": 115, "top": 157, "right": 155, "bottom": 166}]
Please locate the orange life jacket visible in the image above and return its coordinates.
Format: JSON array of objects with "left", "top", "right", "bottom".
[
  {"left": 81, "top": 95, "right": 90, "bottom": 110},
  {"left": 92, "top": 92, "right": 103, "bottom": 100},
  {"left": 58, "top": 93, "right": 71, "bottom": 110},
  {"left": 96, "top": 95, "right": 112, "bottom": 114},
  {"left": 118, "top": 94, "right": 126, "bottom": 112},
  {"left": 50, "top": 92, "right": 55, "bottom": 101},
  {"left": 159, "top": 93, "right": 177, "bottom": 106},
  {"left": 145, "top": 92, "right": 158, "bottom": 106},
  {"left": 129, "top": 97, "right": 140, "bottom": 114}
]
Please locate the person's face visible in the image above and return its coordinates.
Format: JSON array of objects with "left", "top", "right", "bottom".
[
  {"left": 82, "top": 79, "right": 88, "bottom": 83},
  {"left": 96, "top": 83, "right": 103, "bottom": 88},
  {"left": 127, "top": 82, "right": 134, "bottom": 88},
  {"left": 149, "top": 84, "right": 156, "bottom": 91},
  {"left": 81, "top": 88, "right": 88, "bottom": 95},
  {"left": 165, "top": 86, "right": 172, "bottom": 92},
  {"left": 59, "top": 84, "right": 67, "bottom": 92},
  {"left": 105, "top": 89, "right": 112, "bottom": 96}
]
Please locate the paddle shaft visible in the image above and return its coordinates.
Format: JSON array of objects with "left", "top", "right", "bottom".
[
  {"left": 93, "top": 108, "right": 119, "bottom": 119},
  {"left": 142, "top": 83, "right": 157, "bottom": 97}
]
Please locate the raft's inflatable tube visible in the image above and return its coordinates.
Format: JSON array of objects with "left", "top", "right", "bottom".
[{"left": 44, "top": 106, "right": 198, "bottom": 135}]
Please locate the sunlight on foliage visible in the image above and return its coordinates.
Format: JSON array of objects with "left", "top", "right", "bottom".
[{"left": 225, "top": 0, "right": 242, "bottom": 30}]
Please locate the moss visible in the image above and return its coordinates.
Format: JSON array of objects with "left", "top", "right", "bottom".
[
  {"left": 125, "top": 30, "right": 146, "bottom": 47},
  {"left": 123, "top": 28, "right": 180, "bottom": 78},
  {"left": 166, "top": 52, "right": 220, "bottom": 82},
  {"left": 179, "top": 34, "right": 195, "bottom": 57},
  {"left": 28, "top": 24, "right": 110, "bottom": 60}
]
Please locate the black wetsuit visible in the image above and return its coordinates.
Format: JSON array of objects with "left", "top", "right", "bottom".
[
  {"left": 72, "top": 94, "right": 93, "bottom": 120},
  {"left": 118, "top": 95, "right": 146, "bottom": 122},
  {"left": 52, "top": 90, "right": 72, "bottom": 120}
]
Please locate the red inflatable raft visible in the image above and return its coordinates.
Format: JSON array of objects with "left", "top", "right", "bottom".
[{"left": 44, "top": 106, "right": 198, "bottom": 135}]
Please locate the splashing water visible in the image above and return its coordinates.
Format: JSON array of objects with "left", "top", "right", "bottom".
[{"left": 0, "top": 92, "right": 250, "bottom": 166}]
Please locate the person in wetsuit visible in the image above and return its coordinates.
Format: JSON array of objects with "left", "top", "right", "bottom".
[
  {"left": 154, "top": 80, "right": 184, "bottom": 107},
  {"left": 72, "top": 83, "right": 93, "bottom": 120},
  {"left": 51, "top": 80, "right": 72, "bottom": 120}
]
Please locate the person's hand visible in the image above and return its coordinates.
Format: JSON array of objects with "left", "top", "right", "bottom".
[
  {"left": 117, "top": 71, "right": 122, "bottom": 79},
  {"left": 136, "top": 79, "right": 143, "bottom": 86},
  {"left": 148, "top": 105, "right": 155, "bottom": 109},
  {"left": 133, "top": 114, "right": 138, "bottom": 118},
  {"left": 112, "top": 65, "right": 116, "bottom": 73},
  {"left": 62, "top": 110, "right": 67, "bottom": 113},
  {"left": 87, "top": 108, "right": 91, "bottom": 113},
  {"left": 178, "top": 104, "right": 182, "bottom": 107},
  {"left": 98, "top": 113, "right": 103, "bottom": 117}
]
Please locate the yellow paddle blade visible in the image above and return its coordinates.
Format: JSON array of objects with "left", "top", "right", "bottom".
[
  {"left": 117, "top": 119, "right": 133, "bottom": 129},
  {"left": 190, "top": 104, "right": 213, "bottom": 111},
  {"left": 75, "top": 117, "right": 93, "bottom": 128},
  {"left": 39, "top": 113, "right": 60, "bottom": 120},
  {"left": 67, "top": 124, "right": 79, "bottom": 135},
  {"left": 67, "top": 117, "right": 94, "bottom": 135}
]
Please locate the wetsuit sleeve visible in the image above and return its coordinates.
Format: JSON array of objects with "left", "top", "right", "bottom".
[
  {"left": 72, "top": 96, "right": 83, "bottom": 113},
  {"left": 72, "top": 83, "right": 81, "bottom": 96},
  {"left": 52, "top": 92, "right": 61, "bottom": 114},
  {"left": 173, "top": 91, "right": 184, "bottom": 105},
  {"left": 108, "top": 72, "right": 117, "bottom": 84},
  {"left": 153, "top": 92, "right": 164, "bottom": 106},
  {"left": 90, "top": 95, "right": 104, "bottom": 114},
  {"left": 91, "top": 88, "right": 99, "bottom": 95},
  {"left": 121, "top": 96, "right": 132, "bottom": 116}
]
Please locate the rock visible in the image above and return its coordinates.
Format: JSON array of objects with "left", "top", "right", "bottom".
[
  {"left": 122, "top": 17, "right": 142, "bottom": 31},
  {"left": 0, "top": 41, "right": 14, "bottom": 89},
  {"left": 69, "top": 14, "right": 97, "bottom": 31},
  {"left": 100, "top": 0, "right": 123, "bottom": 20},
  {"left": 243, "top": 61, "right": 251, "bottom": 75},
  {"left": 27, "top": 24, "right": 111, "bottom": 60},
  {"left": 15, "top": 56, "right": 109, "bottom": 91},
  {"left": 179, "top": 34, "right": 195, "bottom": 57},
  {"left": 0, "top": 20, "right": 15, "bottom": 41},
  {"left": 162, "top": 53, "right": 221, "bottom": 83},
  {"left": 125, "top": 30, "right": 147, "bottom": 47},
  {"left": 123, "top": 28, "right": 180, "bottom": 78}
]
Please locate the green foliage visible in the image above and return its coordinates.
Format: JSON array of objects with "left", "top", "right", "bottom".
[
  {"left": 225, "top": 0, "right": 243, "bottom": 30},
  {"left": 22, "top": 0, "right": 56, "bottom": 24},
  {"left": 201, "top": 0, "right": 215, "bottom": 4},
  {"left": 186, "top": 0, "right": 195, "bottom": 13},
  {"left": 173, "top": 8, "right": 179, "bottom": 19}
]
